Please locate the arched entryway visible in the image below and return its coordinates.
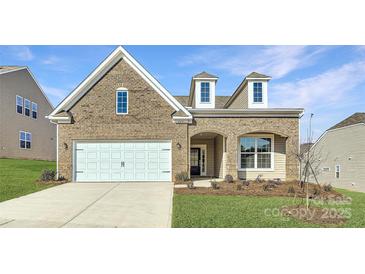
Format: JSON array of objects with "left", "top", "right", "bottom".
[{"left": 190, "top": 131, "right": 226, "bottom": 178}]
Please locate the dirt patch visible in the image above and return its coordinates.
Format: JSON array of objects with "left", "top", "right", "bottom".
[
  {"left": 175, "top": 180, "right": 343, "bottom": 200},
  {"left": 281, "top": 205, "right": 348, "bottom": 225}
]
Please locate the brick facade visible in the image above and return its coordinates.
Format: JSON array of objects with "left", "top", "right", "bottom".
[
  {"left": 58, "top": 59, "right": 189, "bottom": 180},
  {"left": 57, "top": 58, "right": 300, "bottom": 182}
]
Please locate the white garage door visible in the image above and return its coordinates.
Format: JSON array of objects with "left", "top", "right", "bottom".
[{"left": 74, "top": 141, "right": 171, "bottom": 182}]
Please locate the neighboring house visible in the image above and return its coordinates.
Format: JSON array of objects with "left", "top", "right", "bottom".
[
  {"left": 47, "top": 46, "right": 303, "bottom": 182},
  {"left": 310, "top": 113, "right": 365, "bottom": 190},
  {"left": 0, "top": 66, "right": 56, "bottom": 161}
]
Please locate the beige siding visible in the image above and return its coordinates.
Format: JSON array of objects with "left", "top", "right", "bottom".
[
  {"left": 311, "top": 124, "right": 365, "bottom": 190},
  {"left": 227, "top": 83, "right": 248, "bottom": 109},
  {"left": 238, "top": 135, "right": 287, "bottom": 180},
  {"left": 0, "top": 70, "right": 56, "bottom": 161}
]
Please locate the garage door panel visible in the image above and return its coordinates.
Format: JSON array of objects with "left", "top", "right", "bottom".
[{"left": 75, "top": 141, "right": 171, "bottom": 182}]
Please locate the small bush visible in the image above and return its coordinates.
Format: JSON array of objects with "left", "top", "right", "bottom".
[
  {"left": 187, "top": 182, "right": 195, "bottom": 189},
  {"left": 175, "top": 171, "right": 189, "bottom": 183},
  {"left": 288, "top": 186, "right": 296, "bottom": 194},
  {"left": 323, "top": 184, "right": 332, "bottom": 192},
  {"left": 58, "top": 175, "right": 66, "bottom": 181},
  {"left": 224, "top": 174, "right": 234, "bottom": 184},
  {"left": 40, "top": 169, "right": 56, "bottom": 182},
  {"left": 211, "top": 179, "right": 219, "bottom": 190},
  {"left": 236, "top": 183, "right": 243, "bottom": 191},
  {"left": 313, "top": 187, "right": 321, "bottom": 196},
  {"left": 263, "top": 184, "right": 273, "bottom": 192}
]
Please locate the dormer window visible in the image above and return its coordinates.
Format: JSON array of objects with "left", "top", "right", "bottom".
[
  {"left": 200, "top": 82, "right": 210, "bottom": 103},
  {"left": 253, "top": 82, "right": 263, "bottom": 103}
]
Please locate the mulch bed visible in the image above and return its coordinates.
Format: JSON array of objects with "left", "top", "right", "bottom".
[
  {"left": 175, "top": 180, "right": 343, "bottom": 200},
  {"left": 36, "top": 179, "right": 68, "bottom": 185},
  {"left": 281, "top": 205, "right": 348, "bottom": 225}
]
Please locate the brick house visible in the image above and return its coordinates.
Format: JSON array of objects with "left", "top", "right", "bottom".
[{"left": 47, "top": 46, "right": 303, "bottom": 182}]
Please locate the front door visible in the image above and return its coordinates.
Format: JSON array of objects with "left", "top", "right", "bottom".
[{"left": 190, "top": 148, "right": 201, "bottom": 176}]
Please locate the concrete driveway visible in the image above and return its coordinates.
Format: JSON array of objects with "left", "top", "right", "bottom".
[{"left": 0, "top": 182, "right": 173, "bottom": 228}]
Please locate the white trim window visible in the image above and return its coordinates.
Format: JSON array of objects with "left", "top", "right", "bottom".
[
  {"left": 335, "top": 165, "right": 340, "bottom": 179},
  {"left": 253, "top": 82, "right": 263, "bottom": 103},
  {"left": 31, "top": 102, "right": 38, "bottom": 119},
  {"left": 200, "top": 82, "right": 210, "bottom": 103},
  {"left": 16, "top": 95, "right": 23, "bottom": 114},
  {"left": 24, "top": 99, "right": 31, "bottom": 116},
  {"left": 239, "top": 135, "right": 274, "bottom": 170},
  {"left": 116, "top": 89, "right": 128, "bottom": 114},
  {"left": 19, "top": 131, "right": 32, "bottom": 149}
]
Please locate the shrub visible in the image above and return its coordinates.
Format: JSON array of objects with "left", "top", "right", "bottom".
[
  {"left": 58, "top": 175, "right": 66, "bottom": 181},
  {"left": 263, "top": 184, "right": 272, "bottom": 192},
  {"left": 224, "top": 174, "right": 234, "bottom": 184},
  {"left": 211, "top": 179, "right": 219, "bottom": 190},
  {"left": 313, "top": 187, "right": 321, "bottom": 196},
  {"left": 175, "top": 171, "right": 189, "bottom": 183},
  {"left": 323, "top": 184, "right": 332, "bottom": 192},
  {"left": 236, "top": 183, "right": 243, "bottom": 191},
  {"left": 40, "top": 169, "right": 56, "bottom": 182},
  {"left": 288, "top": 186, "right": 295, "bottom": 194},
  {"left": 187, "top": 182, "right": 195, "bottom": 189}
]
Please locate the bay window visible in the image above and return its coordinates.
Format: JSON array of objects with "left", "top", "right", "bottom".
[{"left": 240, "top": 135, "right": 273, "bottom": 169}]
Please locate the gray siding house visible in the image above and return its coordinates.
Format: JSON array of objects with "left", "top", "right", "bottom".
[
  {"left": 0, "top": 66, "right": 56, "bottom": 161},
  {"left": 311, "top": 113, "right": 365, "bottom": 191}
]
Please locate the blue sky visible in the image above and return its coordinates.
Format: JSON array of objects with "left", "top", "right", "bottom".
[{"left": 1, "top": 45, "right": 365, "bottom": 142}]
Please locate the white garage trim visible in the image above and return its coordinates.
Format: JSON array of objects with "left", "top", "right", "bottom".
[{"left": 73, "top": 140, "right": 172, "bottom": 182}]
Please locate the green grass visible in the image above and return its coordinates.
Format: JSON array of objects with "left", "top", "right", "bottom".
[
  {"left": 172, "top": 189, "right": 365, "bottom": 228},
  {"left": 0, "top": 158, "right": 56, "bottom": 202}
]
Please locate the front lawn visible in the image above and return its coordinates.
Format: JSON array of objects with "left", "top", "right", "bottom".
[
  {"left": 0, "top": 158, "right": 56, "bottom": 202},
  {"left": 172, "top": 189, "right": 365, "bottom": 228}
]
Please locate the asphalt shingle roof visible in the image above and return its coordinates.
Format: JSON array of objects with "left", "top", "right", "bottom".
[
  {"left": 328, "top": 112, "right": 365, "bottom": 130},
  {"left": 193, "top": 71, "right": 218, "bottom": 79},
  {"left": 246, "top": 72, "right": 271, "bottom": 78},
  {"left": 174, "top": 95, "right": 230, "bottom": 108},
  {"left": 0, "top": 66, "right": 25, "bottom": 74}
]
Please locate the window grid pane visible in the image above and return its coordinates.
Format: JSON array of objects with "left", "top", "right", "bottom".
[
  {"left": 200, "top": 82, "right": 210, "bottom": 103},
  {"left": 253, "top": 82, "right": 263, "bottom": 103},
  {"left": 16, "top": 96, "right": 23, "bottom": 114},
  {"left": 116, "top": 91, "right": 128, "bottom": 113},
  {"left": 240, "top": 136, "right": 272, "bottom": 169},
  {"left": 241, "top": 154, "right": 255, "bottom": 169}
]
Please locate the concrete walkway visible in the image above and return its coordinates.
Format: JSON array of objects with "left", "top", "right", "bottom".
[{"left": 0, "top": 182, "right": 173, "bottom": 228}]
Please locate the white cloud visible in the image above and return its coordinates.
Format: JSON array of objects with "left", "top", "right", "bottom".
[
  {"left": 41, "top": 85, "right": 69, "bottom": 105},
  {"left": 42, "top": 56, "right": 60, "bottom": 65},
  {"left": 270, "top": 60, "right": 365, "bottom": 141},
  {"left": 179, "top": 46, "right": 330, "bottom": 79},
  {"left": 11, "top": 46, "right": 34, "bottom": 61},
  {"left": 270, "top": 60, "right": 365, "bottom": 109}
]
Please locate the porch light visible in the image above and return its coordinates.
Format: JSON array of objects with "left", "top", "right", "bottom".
[
  {"left": 63, "top": 142, "right": 68, "bottom": 150},
  {"left": 176, "top": 142, "right": 182, "bottom": 150}
]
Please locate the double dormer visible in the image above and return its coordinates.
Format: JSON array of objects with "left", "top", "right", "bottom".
[{"left": 185, "top": 71, "right": 271, "bottom": 109}]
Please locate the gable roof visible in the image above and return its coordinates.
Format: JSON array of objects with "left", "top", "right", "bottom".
[
  {"left": 193, "top": 71, "right": 218, "bottom": 79},
  {"left": 175, "top": 95, "right": 230, "bottom": 109},
  {"left": 48, "top": 46, "right": 191, "bottom": 120},
  {"left": 328, "top": 112, "right": 365, "bottom": 130},
  {"left": 0, "top": 66, "right": 54, "bottom": 109},
  {"left": 224, "top": 71, "right": 271, "bottom": 108},
  {"left": 246, "top": 72, "right": 271, "bottom": 79},
  {"left": 0, "top": 66, "right": 27, "bottom": 74},
  {"left": 311, "top": 112, "right": 365, "bottom": 151}
]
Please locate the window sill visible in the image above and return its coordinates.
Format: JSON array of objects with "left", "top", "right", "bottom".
[{"left": 238, "top": 168, "right": 274, "bottom": 172}]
